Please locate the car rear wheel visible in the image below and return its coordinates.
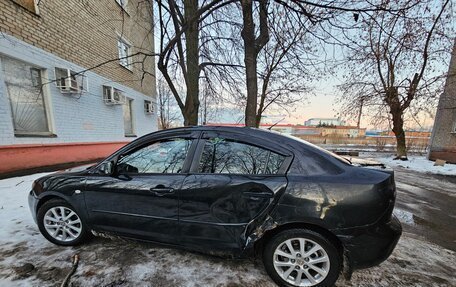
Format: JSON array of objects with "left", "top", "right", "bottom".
[
  {"left": 263, "top": 228, "right": 341, "bottom": 287},
  {"left": 37, "top": 199, "right": 91, "bottom": 246}
]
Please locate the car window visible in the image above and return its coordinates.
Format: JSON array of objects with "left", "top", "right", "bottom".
[
  {"left": 117, "top": 138, "right": 192, "bottom": 174},
  {"left": 198, "top": 138, "right": 285, "bottom": 175},
  {"left": 280, "top": 132, "right": 352, "bottom": 165}
]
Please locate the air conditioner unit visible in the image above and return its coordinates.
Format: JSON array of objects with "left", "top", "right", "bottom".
[
  {"left": 58, "top": 77, "right": 79, "bottom": 93},
  {"left": 144, "top": 100, "right": 153, "bottom": 114},
  {"left": 103, "top": 86, "right": 125, "bottom": 105},
  {"left": 55, "top": 68, "right": 82, "bottom": 93}
]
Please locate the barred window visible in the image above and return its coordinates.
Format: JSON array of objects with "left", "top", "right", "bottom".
[{"left": 2, "top": 57, "right": 50, "bottom": 135}]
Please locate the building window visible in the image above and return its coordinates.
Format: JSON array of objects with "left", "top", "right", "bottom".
[
  {"left": 115, "top": 0, "right": 128, "bottom": 10},
  {"left": 117, "top": 37, "right": 132, "bottom": 69},
  {"left": 1, "top": 57, "right": 51, "bottom": 135},
  {"left": 123, "top": 99, "right": 135, "bottom": 136},
  {"left": 11, "top": 0, "right": 39, "bottom": 15},
  {"left": 144, "top": 100, "right": 153, "bottom": 114}
]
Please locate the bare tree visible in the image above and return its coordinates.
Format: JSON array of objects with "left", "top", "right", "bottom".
[
  {"left": 152, "top": 0, "right": 421, "bottom": 129},
  {"left": 255, "top": 6, "right": 316, "bottom": 127},
  {"left": 239, "top": 0, "right": 269, "bottom": 127},
  {"left": 237, "top": 0, "right": 412, "bottom": 127},
  {"left": 155, "top": 0, "right": 236, "bottom": 126},
  {"left": 338, "top": 0, "right": 453, "bottom": 159}
]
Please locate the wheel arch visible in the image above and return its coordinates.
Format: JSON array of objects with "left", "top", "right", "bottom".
[
  {"left": 36, "top": 194, "right": 67, "bottom": 212},
  {"left": 254, "top": 221, "right": 344, "bottom": 260}
]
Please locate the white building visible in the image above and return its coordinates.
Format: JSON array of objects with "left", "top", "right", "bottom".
[
  {"left": 0, "top": 0, "right": 157, "bottom": 176},
  {"left": 304, "top": 118, "right": 346, "bottom": 127}
]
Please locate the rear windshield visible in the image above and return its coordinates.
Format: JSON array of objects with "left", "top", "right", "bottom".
[{"left": 278, "top": 133, "right": 352, "bottom": 165}]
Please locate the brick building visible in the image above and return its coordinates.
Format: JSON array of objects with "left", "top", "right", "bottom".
[
  {"left": 429, "top": 41, "right": 456, "bottom": 163},
  {"left": 319, "top": 126, "right": 366, "bottom": 138},
  {"left": 0, "top": 0, "right": 157, "bottom": 176}
]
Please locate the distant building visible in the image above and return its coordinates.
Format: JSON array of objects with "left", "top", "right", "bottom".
[
  {"left": 429, "top": 41, "right": 456, "bottom": 163},
  {"left": 204, "top": 123, "right": 296, "bottom": 134},
  {"left": 205, "top": 123, "right": 366, "bottom": 138},
  {"left": 365, "top": 130, "right": 382, "bottom": 136},
  {"left": 0, "top": 0, "right": 157, "bottom": 175},
  {"left": 292, "top": 126, "right": 320, "bottom": 136},
  {"left": 304, "top": 118, "right": 345, "bottom": 126},
  {"left": 378, "top": 130, "right": 432, "bottom": 138},
  {"left": 319, "top": 126, "right": 366, "bottom": 138}
]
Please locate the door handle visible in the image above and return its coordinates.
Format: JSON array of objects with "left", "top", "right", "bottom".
[
  {"left": 242, "top": 190, "right": 273, "bottom": 199},
  {"left": 150, "top": 186, "right": 174, "bottom": 195}
]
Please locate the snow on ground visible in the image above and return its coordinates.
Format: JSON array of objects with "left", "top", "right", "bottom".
[
  {"left": 0, "top": 173, "right": 455, "bottom": 286},
  {"left": 359, "top": 153, "right": 456, "bottom": 176}
]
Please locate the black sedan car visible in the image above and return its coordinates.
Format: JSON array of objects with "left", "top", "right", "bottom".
[{"left": 29, "top": 126, "right": 401, "bottom": 287}]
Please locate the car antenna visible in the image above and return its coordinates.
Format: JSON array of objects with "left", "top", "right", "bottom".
[{"left": 268, "top": 118, "right": 285, "bottom": 130}]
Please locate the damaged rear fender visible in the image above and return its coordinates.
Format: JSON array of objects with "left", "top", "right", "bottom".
[
  {"left": 243, "top": 218, "right": 351, "bottom": 278},
  {"left": 243, "top": 218, "right": 345, "bottom": 259}
]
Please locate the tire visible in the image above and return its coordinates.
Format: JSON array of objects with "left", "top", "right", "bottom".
[
  {"left": 263, "top": 228, "right": 341, "bottom": 287},
  {"left": 37, "top": 199, "right": 91, "bottom": 246}
]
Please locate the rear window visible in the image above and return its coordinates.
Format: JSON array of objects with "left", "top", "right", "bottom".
[{"left": 280, "top": 133, "right": 352, "bottom": 165}]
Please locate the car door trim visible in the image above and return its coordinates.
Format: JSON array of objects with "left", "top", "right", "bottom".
[
  {"left": 179, "top": 218, "right": 248, "bottom": 226},
  {"left": 92, "top": 209, "right": 179, "bottom": 221}
]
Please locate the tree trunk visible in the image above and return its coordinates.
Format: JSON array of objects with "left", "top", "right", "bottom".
[
  {"left": 254, "top": 107, "right": 262, "bottom": 128},
  {"left": 183, "top": 0, "right": 200, "bottom": 126},
  {"left": 241, "top": 0, "right": 258, "bottom": 127},
  {"left": 183, "top": 109, "right": 198, "bottom": 126},
  {"left": 391, "top": 108, "right": 408, "bottom": 159},
  {"left": 255, "top": 84, "right": 267, "bottom": 128},
  {"left": 385, "top": 87, "right": 408, "bottom": 159}
]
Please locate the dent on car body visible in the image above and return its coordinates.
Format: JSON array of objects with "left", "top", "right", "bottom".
[{"left": 243, "top": 215, "right": 278, "bottom": 249}]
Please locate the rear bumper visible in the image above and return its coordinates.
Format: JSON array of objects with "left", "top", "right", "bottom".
[{"left": 338, "top": 215, "right": 402, "bottom": 270}]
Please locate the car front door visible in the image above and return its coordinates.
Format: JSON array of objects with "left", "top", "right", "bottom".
[
  {"left": 84, "top": 133, "right": 198, "bottom": 244},
  {"left": 178, "top": 131, "right": 291, "bottom": 254}
]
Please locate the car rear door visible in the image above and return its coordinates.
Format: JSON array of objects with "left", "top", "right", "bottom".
[
  {"left": 83, "top": 131, "right": 198, "bottom": 244},
  {"left": 178, "top": 131, "right": 292, "bottom": 254}
]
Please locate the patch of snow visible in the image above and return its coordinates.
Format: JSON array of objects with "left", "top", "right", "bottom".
[
  {"left": 0, "top": 173, "right": 51, "bottom": 243},
  {"left": 393, "top": 208, "right": 415, "bottom": 225},
  {"left": 360, "top": 153, "right": 456, "bottom": 176}
]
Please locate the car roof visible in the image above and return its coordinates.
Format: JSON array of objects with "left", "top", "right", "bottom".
[
  {"left": 153, "top": 126, "right": 300, "bottom": 143},
  {"left": 151, "top": 125, "right": 287, "bottom": 141}
]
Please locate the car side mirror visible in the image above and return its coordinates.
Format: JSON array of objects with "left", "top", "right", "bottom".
[{"left": 99, "top": 161, "right": 114, "bottom": 175}]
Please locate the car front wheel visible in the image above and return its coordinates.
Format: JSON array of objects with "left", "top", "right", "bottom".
[
  {"left": 263, "top": 228, "right": 341, "bottom": 287},
  {"left": 37, "top": 199, "right": 90, "bottom": 246}
]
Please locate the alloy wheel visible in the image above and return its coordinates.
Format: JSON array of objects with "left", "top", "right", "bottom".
[
  {"left": 43, "top": 206, "right": 82, "bottom": 242},
  {"left": 273, "top": 237, "right": 330, "bottom": 286}
]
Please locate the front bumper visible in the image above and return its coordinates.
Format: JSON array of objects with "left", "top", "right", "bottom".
[
  {"left": 28, "top": 190, "right": 39, "bottom": 224},
  {"left": 338, "top": 215, "right": 402, "bottom": 270}
]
